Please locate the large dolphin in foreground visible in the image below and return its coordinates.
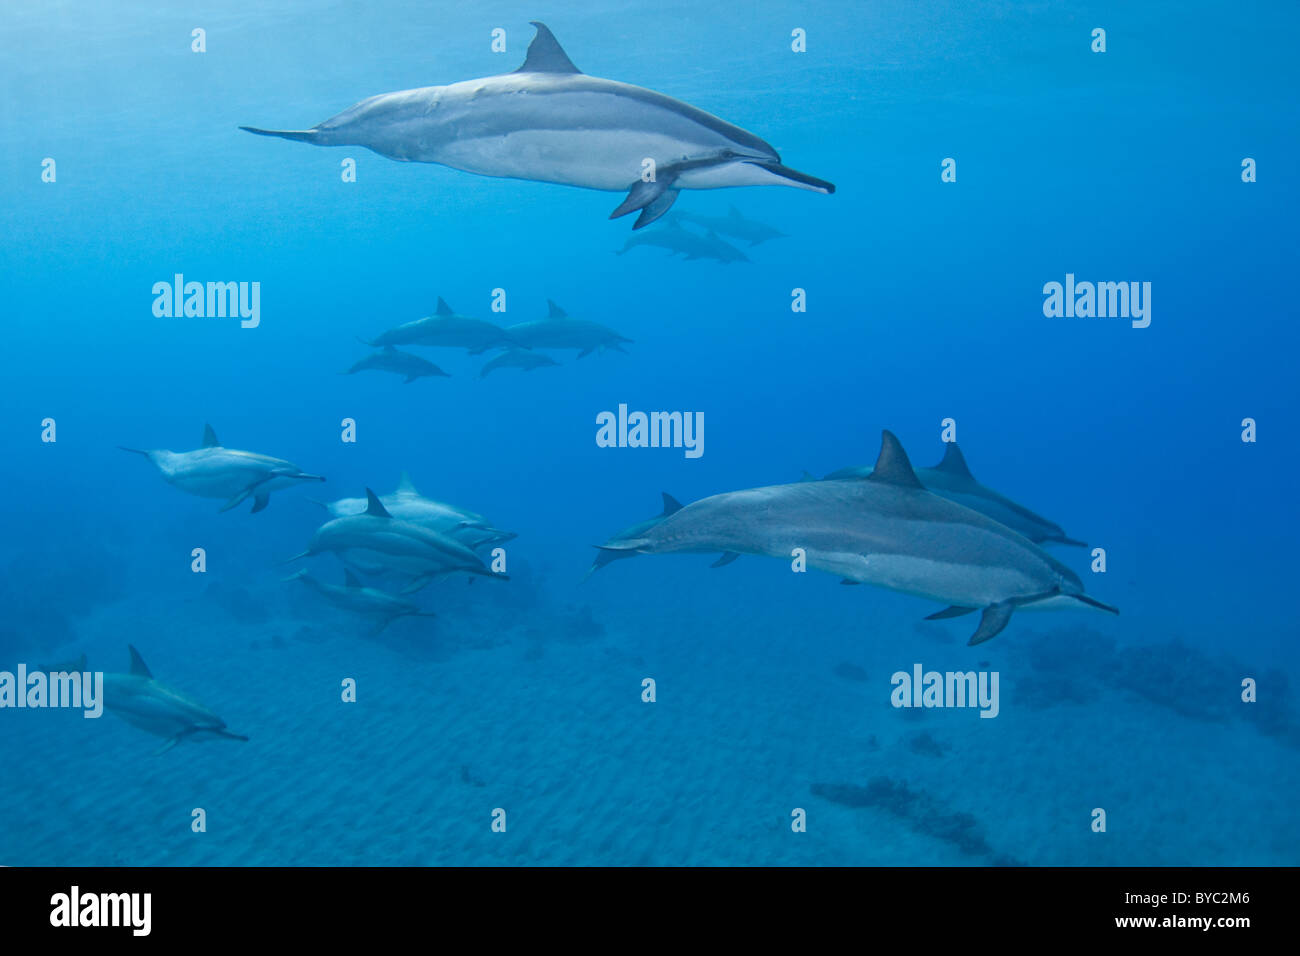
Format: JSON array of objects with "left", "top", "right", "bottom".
[
  {"left": 241, "top": 22, "right": 834, "bottom": 229},
  {"left": 120, "top": 424, "right": 324, "bottom": 513},
  {"left": 103, "top": 646, "right": 248, "bottom": 755},
  {"left": 600, "top": 432, "right": 1117, "bottom": 644},
  {"left": 824, "top": 442, "right": 1087, "bottom": 547}
]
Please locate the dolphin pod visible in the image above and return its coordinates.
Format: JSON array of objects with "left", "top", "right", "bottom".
[
  {"left": 120, "top": 424, "right": 324, "bottom": 513},
  {"left": 102, "top": 646, "right": 248, "bottom": 755},
  {"left": 598, "top": 431, "right": 1116, "bottom": 645},
  {"left": 287, "top": 488, "right": 506, "bottom": 592},
  {"left": 823, "top": 441, "right": 1087, "bottom": 547},
  {"left": 241, "top": 22, "right": 834, "bottom": 229}
]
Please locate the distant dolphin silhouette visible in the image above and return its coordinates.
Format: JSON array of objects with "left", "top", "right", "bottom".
[{"left": 241, "top": 22, "right": 834, "bottom": 228}]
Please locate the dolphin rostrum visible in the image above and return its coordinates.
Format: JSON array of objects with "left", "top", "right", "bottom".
[
  {"left": 119, "top": 424, "right": 324, "bottom": 513},
  {"left": 583, "top": 492, "right": 685, "bottom": 582},
  {"left": 241, "top": 22, "right": 834, "bottom": 229},
  {"left": 505, "top": 300, "right": 631, "bottom": 357},
  {"left": 284, "top": 568, "right": 437, "bottom": 634},
  {"left": 102, "top": 646, "right": 249, "bottom": 755},
  {"left": 288, "top": 488, "right": 504, "bottom": 589},
  {"left": 344, "top": 346, "right": 449, "bottom": 383},
  {"left": 365, "top": 297, "right": 515, "bottom": 353},
  {"left": 600, "top": 431, "right": 1117, "bottom": 644},
  {"left": 824, "top": 442, "right": 1087, "bottom": 547}
]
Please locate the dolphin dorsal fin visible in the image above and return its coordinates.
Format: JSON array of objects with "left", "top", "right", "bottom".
[
  {"left": 933, "top": 442, "right": 974, "bottom": 480},
  {"left": 660, "top": 492, "right": 684, "bottom": 516},
  {"left": 365, "top": 488, "right": 392, "bottom": 518},
  {"left": 868, "top": 431, "right": 924, "bottom": 490},
  {"left": 435, "top": 297, "right": 454, "bottom": 316},
  {"left": 127, "top": 645, "right": 153, "bottom": 678},
  {"left": 547, "top": 299, "right": 568, "bottom": 319},
  {"left": 201, "top": 424, "right": 220, "bottom": 448},
  {"left": 515, "top": 22, "right": 582, "bottom": 74},
  {"left": 395, "top": 471, "right": 418, "bottom": 495},
  {"left": 343, "top": 569, "right": 363, "bottom": 588}
]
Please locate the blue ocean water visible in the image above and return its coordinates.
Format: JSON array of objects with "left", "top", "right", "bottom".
[{"left": 1, "top": 0, "right": 1296, "bottom": 866}]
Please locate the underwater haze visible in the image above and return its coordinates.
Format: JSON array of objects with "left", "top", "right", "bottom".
[{"left": 1, "top": 0, "right": 1297, "bottom": 866}]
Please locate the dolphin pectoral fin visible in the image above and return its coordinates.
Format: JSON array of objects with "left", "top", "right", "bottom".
[
  {"left": 967, "top": 602, "right": 1015, "bottom": 645},
  {"left": 250, "top": 492, "right": 271, "bottom": 513},
  {"left": 925, "top": 605, "right": 978, "bottom": 620},
  {"left": 839, "top": 579, "right": 862, "bottom": 585},
  {"left": 400, "top": 575, "right": 435, "bottom": 594},
  {"left": 633, "top": 189, "right": 680, "bottom": 229},
  {"left": 609, "top": 177, "right": 678, "bottom": 225},
  {"left": 151, "top": 736, "right": 181, "bottom": 757},
  {"left": 118, "top": 446, "right": 150, "bottom": 457},
  {"left": 366, "top": 616, "right": 395, "bottom": 638},
  {"left": 220, "top": 489, "right": 252, "bottom": 513},
  {"left": 577, "top": 347, "right": 594, "bottom": 359},
  {"left": 710, "top": 552, "right": 740, "bottom": 568}
]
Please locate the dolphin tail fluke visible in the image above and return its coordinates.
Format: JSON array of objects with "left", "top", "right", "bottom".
[
  {"left": 239, "top": 126, "right": 321, "bottom": 144},
  {"left": 967, "top": 602, "right": 1015, "bottom": 645}
]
